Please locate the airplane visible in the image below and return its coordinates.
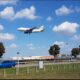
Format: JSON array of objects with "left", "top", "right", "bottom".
[{"left": 17, "top": 25, "right": 44, "bottom": 34}]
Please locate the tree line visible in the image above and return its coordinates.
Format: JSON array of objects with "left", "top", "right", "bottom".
[
  {"left": 0, "top": 42, "right": 80, "bottom": 58},
  {"left": 49, "top": 44, "right": 80, "bottom": 59}
]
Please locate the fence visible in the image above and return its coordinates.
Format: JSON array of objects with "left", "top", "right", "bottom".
[{"left": 0, "top": 60, "right": 80, "bottom": 79}]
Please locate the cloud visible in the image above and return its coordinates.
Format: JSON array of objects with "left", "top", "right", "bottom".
[
  {"left": 55, "top": 5, "right": 73, "bottom": 16},
  {"left": 27, "top": 43, "right": 36, "bottom": 50},
  {"left": 0, "top": 24, "right": 4, "bottom": 31},
  {"left": 72, "top": 34, "right": 80, "bottom": 41},
  {"left": 46, "top": 16, "right": 52, "bottom": 21},
  {"left": 0, "top": 33, "right": 15, "bottom": 40},
  {"left": 14, "top": 6, "right": 39, "bottom": 20},
  {"left": 53, "top": 41, "right": 66, "bottom": 47},
  {"left": 0, "top": 0, "right": 18, "bottom": 5},
  {"left": 29, "top": 47, "right": 36, "bottom": 50},
  {"left": 9, "top": 43, "right": 18, "bottom": 48},
  {"left": 0, "top": 7, "right": 15, "bottom": 20},
  {"left": 0, "top": 6, "right": 39, "bottom": 20},
  {"left": 0, "top": 24, "right": 15, "bottom": 41},
  {"left": 27, "top": 43, "right": 33, "bottom": 47},
  {"left": 53, "top": 21, "right": 79, "bottom": 35}
]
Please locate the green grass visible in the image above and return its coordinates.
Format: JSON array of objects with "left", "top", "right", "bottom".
[{"left": 0, "top": 63, "right": 80, "bottom": 79}]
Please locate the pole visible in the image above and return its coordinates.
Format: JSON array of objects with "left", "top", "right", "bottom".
[{"left": 16, "top": 52, "right": 19, "bottom": 75}]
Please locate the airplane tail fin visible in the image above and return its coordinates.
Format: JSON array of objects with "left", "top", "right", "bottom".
[{"left": 39, "top": 25, "right": 44, "bottom": 32}]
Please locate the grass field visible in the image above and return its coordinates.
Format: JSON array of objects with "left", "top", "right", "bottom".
[{"left": 0, "top": 63, "right": 80, "bottom": 79}]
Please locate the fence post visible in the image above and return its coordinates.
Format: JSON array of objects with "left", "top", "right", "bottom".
[
  {"left": 57, "top": 64, "right": 59, "bottom": 72},
  {"left": 27, "top": 67, "right": 29, "bottom": 73},
  {"left": 3, "top": 69, "right": 6, "bottom": 78},
  {"left": 43, "top": 65, "right": 45, "bottom": 71},
  {"left": 63, "top": 64, "right": 65, "bottom": 71},
  {"left": 52, "top": 65, "right": 53, "bottom": 71},
  {"left": 73, "top": 64, "right": 75, "bottom": 71},
  {"left": 36, "top": 66, "right": 38, "bottom": 72}
]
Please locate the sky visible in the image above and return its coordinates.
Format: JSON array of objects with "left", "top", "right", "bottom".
[{"left": 0, "top": 0, "right": 80, "bottom": 58}]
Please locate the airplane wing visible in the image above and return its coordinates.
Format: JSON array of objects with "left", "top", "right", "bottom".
[
  {"left": 32, "top": 25, "right": 44, "bottom": 32},
  {"left": 24, "top": 27, "right": 36, "bottom": 34}
]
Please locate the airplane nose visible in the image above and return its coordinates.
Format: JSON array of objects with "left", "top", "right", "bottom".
[
  {"left": 17, "top": 28, "right": 24, "bottom": 31},
  {"left": 17, "top": 28, "right": 20, "bottom": 31}
]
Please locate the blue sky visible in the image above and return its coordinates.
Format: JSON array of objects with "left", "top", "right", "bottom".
[{"left": 0, "top": 0, "right": 80, "bottom": 58}]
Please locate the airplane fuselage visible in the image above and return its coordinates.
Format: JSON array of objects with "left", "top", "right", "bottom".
[{"left": 17, "top": 25, "right": 44, "bottom": 34}]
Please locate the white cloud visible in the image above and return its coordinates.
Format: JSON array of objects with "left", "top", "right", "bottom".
[
  {"left": 27, "top": 43, "right": 36, "bottom": 50},
  {"left": 0, "top": 33, "right": 15, "bottom": 40},
  {"left": 72, "top": 35, "right": 80, "bottom": 40},
  {"left": 55, "top": 5, "right": 73, "bottom": 16},
  {"left": 0, "top": 24, "right": 15, "bottom": 41},
  {"left": 46, "top": 16, "right": 52, "bottom": 21},
  {"left": 53, "top": 21, "right": 79, "bottom": 35},
  {"left": 0, "top": 24, "right": 4, "bottom": 30},
  {"left": 0, "top": 0, "right": 18, "bottom": 5},
  {"left": 27, "top": 43, "right": 33, "bottom": 47},
  {"left": 53, "top": 41, "right": 66, "bottom": 47},
  {"left": 9, "top": 43, "right": 18, "bottom": 48},
  {"left": 0, "top": 6, "right": 39, "bottom": 20},
  {"left": 29, "top": 47, "right": 36, "bottom": 50},
  {"left": 0, "top": 7, "right": 15, "bottom": 20},
  {"left": 14, "top": 6, "right": 39, "bottom": 20}
]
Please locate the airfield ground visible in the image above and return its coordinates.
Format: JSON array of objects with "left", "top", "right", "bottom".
[{"left": 0, "top": 61, "right": 80, "bottom": 79}]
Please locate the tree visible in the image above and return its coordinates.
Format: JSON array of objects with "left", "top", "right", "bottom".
[
  {"left": 71, "top": 47, "right": 80, "bottom": 58},
  {"left": 49, "top": 44, "right": 60, "bottom": 59},
  {"left": 0, "top": 42, "right": 5, "bottom": 58}
]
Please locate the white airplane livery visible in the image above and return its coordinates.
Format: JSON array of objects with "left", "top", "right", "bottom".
[{"left": 17, "top": 25, "right": 44, "bottom": 34}]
